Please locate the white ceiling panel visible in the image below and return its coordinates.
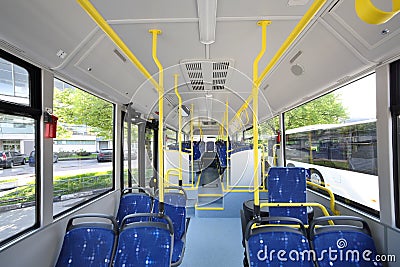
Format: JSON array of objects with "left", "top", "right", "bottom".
[
  {"left": 263, "top": 22, "right": 369, "bottom": 115},
  {"left": 92, "top": 0, "right": 198, "bottom": 20},
  {"left": 323, "top": 0, "right": 400, "bottom": 63},
  {"left": 0, "top": 0, "right": 96, "bottom": 68}
]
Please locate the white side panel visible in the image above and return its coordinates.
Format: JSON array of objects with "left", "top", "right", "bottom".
[
  {"left": 230, "top": 149, "right": 261, "bottom": 187},
  {"left": 164, "top": 150, "right": 190, "bottom": 185},
  {"left": 0, "top": 192, "right": 119, "bottom": 267}
]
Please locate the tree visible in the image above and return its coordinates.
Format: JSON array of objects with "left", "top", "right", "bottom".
[
  {"left": 284, "top": 93, "right": 348, "bottom": 130},
  {"left": 54, "top": 87, "right": 113, "bottom": 139}
]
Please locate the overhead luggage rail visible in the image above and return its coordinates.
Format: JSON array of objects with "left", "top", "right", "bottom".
[
  {"left": 114, "top": 213, "right": 174, "bottom": 267},
  {"left": 116, "top": 186, "right": 153, "bottom": 226},
  {"left": 55, "top": 214, "right": 118, "bottom": 267}
]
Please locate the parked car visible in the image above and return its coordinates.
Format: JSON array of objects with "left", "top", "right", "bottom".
[
  {"left": 97, "top": 148, "right": 113, "bottom": 162},
  {"left": 28, "top": 150, "right": 58, "bottom": 167},
  {"left": 0, "top": 151, "right": 28, "bottom": 169},
  {"left": 0, "top": 151, "right": 13, "bottom": 169}
]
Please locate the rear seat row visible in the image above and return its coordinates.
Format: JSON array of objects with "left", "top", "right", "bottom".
[
  {"left": 243, "top": 167, "right": 382, "bottom": 267},
  {"left": 55, "top": 186, "right": 188, "bottom": 267},
  {"left": 245, "top": 215, "right": 382, "bottom": 267}
]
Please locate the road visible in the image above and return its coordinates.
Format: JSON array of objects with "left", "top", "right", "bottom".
[
  {"left": 0, "top": 159, "right": 138, "bottom": 181},
  {"left": 0, "top": 158, "right": 139, "bottom": 242}
]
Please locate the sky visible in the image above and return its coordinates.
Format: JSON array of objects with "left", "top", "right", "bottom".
[{"left": 334, "top": 73, "right": 376, "bottom": 121}]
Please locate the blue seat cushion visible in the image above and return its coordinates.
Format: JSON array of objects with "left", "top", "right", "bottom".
[
  {"left": 55, "top": 227, "right": 115, "bottom": 267},
  {"left": 172, "top": 238, "right": 184, "bottom": 264},
  {"left": 313, "top": 230, "right": 383, "bottom": 267},
  {"left": 116, "top": 194, "right": 152, "bottom": 225},
  {"left": 247, "top": 230, "right": 313, "bottom": 267},
  {"left": 113, "top": 225, "right": 172, "bottom": 267}
]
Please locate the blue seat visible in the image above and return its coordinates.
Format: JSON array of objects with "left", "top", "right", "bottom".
[
  {"left": 310, "top": 216, "right": 383, "bottom": 267},
  {"left": 267, "top": 167, "right": 308, "bottom": 224},
  {"left": 245, "top": 216, "right": 314, "bottom": 267},
  {"left": 193, "top": 141, "right": 201, "bottom": 160},
  {"left": 55, "top": 214, "right": 118, "bottom": 267},
  {"left": 153, "top": 187, "right": 188, "bottom": 266},
  {"left": 116, "top": 187, "right": 153, "bottom": 226},
  {"left": 113, "top": 213, "right": 174, "bottom": 267},
  {"left": 215, "top": 140, "right": 227, "bottom": 168}
]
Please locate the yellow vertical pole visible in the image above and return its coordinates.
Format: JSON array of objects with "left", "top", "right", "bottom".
[
  {"left": 174, "top": 74, "right": 183, "bottom": 186},
  {"left": 253, "top": 20, "right": 271, "bottom": 217},
  {"left": 149, "top": 29, "right": 165, "bottom": 211},
  {"left": 225, "top": 100, "right": 229, "bottom": 187},
  {"left": 191, "top": 104, "right": 194, "bottom": 186},
  {"left": 256, "top": 0, "right": 326, "bottom": 84}
]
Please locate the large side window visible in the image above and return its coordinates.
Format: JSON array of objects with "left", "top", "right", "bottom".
[
  {"left": 259, "top": 116, "right": 281, "bottom": 168},
  {"left": 391, "top": 59, "right": 400, "bottom": 228},
  {"left": 123, "top": 116, "right": 139, "bottom": 188},
  {"left": 0, "top": 50, "right": 41, "bottom": 244},
  {"left": 53, "top": 79, "right": 114, "bottom": 216},
  {"left": 284, "top": 73, "right": 379, "bottom": 216}
]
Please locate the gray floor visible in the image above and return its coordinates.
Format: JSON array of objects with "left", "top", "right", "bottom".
[{"left": 180, "top": 217, "right": 244, "bottom": 267}]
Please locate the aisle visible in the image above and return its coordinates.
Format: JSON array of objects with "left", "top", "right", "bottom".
[{"left": 180, "top": 217, "right": 244, "bottom": 267}]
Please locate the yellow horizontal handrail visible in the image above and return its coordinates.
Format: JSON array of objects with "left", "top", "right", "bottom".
[
  {"left": 76, "top": 0, "right": 159, "bottom": 90},
  {"left": 306, "top": 181, "right": 340, "bottom": 215},
  {"left": 355, "top": 0, "right": 400, "bottom": 25},
  {"left": 256, "top": 0, "right": 327, "bottom": 85},
  {"left": 229, "top": 95, "right": 253, "bottom": 127},
  {"left": 260, "top": 202, "right": 333, "bottom": 225}
]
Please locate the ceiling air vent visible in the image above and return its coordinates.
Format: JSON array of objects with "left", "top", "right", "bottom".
[
  {"left": 0, "top": 39, "right": 25, "bottom": 54},
  {"left": 202, "top": 120, "right": 217, "bottom": 126},
  {"left": 180, "top": 59, "right": 234, "bottom": 91}
]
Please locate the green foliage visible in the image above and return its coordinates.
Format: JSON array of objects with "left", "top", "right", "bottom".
[
  {"left": 54, "top": 87, "right": 113, "bottom": 139},
  {"left": 284, "top": 93, "right": 348, "bottom": 130},
  {"left": 0, "top": 171, "right": 113, "bottom": 206}
]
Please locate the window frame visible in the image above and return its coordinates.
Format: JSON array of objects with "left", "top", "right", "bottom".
[
  {"left": 390, "top": 59, "right": 400, "bottom": 228},
  {"left": 0, "top": 49, "right": 42, "bottom": 246}
]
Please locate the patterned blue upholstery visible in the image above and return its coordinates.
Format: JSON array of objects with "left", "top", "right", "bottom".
[
  {"left": 55, "top": 215, "right": 117, "bottom": 267},
  {"left": 310, "top": 216, "right": 383, "bottom": 267},
  {"left": 215, "top": 141, "right": 227, "bottom": 168},
  {"left": 313, "top": 231, "right": 382, "bottom": 267},
  {"left": 113, "top": 224, "right": 172, "bottom": 267},
  {"left": 193, "top": 141, "right": 202, "bottom": 160},
  {"left": 116, "top": 193, "right": 152, "bottom": 226},
  {"left": 247, "top": 230, "right": 313, "bottom": 267},
  {"left": 267, "top": 167, "right": 308, "bottom": 224},
  {"left": 153, "top": 192, "right": 187, "bottom": 265},
  {"left": 245, "top": 217, "right": 313, "bottom": 267}
]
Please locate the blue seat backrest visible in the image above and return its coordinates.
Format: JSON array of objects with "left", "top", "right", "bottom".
[
  {"left": 116, "top": 193, "right": 152, "bottom": 225},
  {"left": 193, "top": 141, "right": 201, "bottom": 160},
  {"left": 153, "top": 193, "right": 186, "bottom": 240},
  {"left": 267, "top": 167, "right": 308, "bottom": 224},
  {"left": 215, "top": 141, "right": 227, "bottom": 168},
  {"left": 313, "top": 230, "right": 382, "bottom": 266},
  {"left": 55, "top": 225, "right": 115, "bottom": 267},
  {"left": 113, "top": 224, "right": 172, "bottom": 267},
  {"left": 247, "top": 229, "right": 314, "bottom": 267}
]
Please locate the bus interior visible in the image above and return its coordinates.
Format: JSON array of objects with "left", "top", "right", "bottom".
[{"left": 1, "top": 0, "right": 400, "bottom": 266}]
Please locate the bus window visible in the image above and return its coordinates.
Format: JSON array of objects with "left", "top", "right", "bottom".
[
  {"left": 284, "top": 73, "right": 379, "bottom": 215},
  {"left": 0, "top": 51, "right": 41, "bottom": 245},
  {"left": 260, "top": 116, "right": 281, "bottom": 167},
  {"left": 53, "top": 79, "right": 114, "bottom": 216}
]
